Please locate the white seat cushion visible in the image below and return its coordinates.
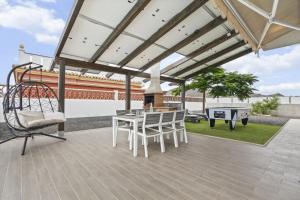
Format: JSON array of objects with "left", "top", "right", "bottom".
[
  {"left": 27, "top": 118, "right": 62, "bottom": 128},
  {"left": 43, "top": 112, "right": 66, "bottom": 122},
  {"left": 18, "top": 111, "right": 44, "bottom": 127},
  {"left": 18, "top": 111, "right": 65, "bottom": 128},
  {"left": 19, "top": 111, "right": 44, "bottom": 121}
]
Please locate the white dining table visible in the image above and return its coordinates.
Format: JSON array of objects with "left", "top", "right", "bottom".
[{"left": 112, "top": 115, "right": 143, "bottom": 157}]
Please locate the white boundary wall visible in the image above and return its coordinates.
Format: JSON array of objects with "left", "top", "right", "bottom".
[
  {"left": 1, "top": 97, "right": 300, "bottom": 122},
  {"left": 65, "top": 99, "right": 143, "bottom": 118},
  {"left": 0, "top": 98, "right": 202, "bottom": 122}
]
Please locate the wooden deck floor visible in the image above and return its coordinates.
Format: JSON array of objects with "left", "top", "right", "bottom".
[{"left": 0, "top": 119, "right": 300, "bottom": 200}]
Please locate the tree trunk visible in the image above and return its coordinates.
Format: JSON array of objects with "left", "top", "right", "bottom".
[{"left": 202, "top": 90, "right": 206, "bottom": 114}]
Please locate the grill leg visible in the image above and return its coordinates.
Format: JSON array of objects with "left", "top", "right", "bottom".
[{"left": 21, "top": 136, "right": 29, "bottom": 156}]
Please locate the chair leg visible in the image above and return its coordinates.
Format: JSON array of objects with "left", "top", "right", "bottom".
[
  {"left": 183, "top": 125, "right": 188, "bottom": 143},
  {"left": 180, "top": 131, "right": 184, "bottom": 142},
  {"left": 38, "top": 133, "right": 66, "bottom": 140},
  {"left": 128, "top": 132, "right": 131, "bottom": 141},
  {"left": 21, "top": 136, "right": 29, "bottom": 156},
  {"left": 166, "top": 133, "right": 170, "bottom": 140},
  {"left": 0, "top": 136, "right": 18, "bottom": 145},
  {"left": 143, "top": 136, "right": 148, "bottom": 158},
  {"left": 129, "top": 131, "right": 133, "bottom": 150},
  {"left": 160, "top": 134, "right": 165, "bottom": 153},
  {"left": 173, "top": 130, "right": 178, "bottom": 148}
]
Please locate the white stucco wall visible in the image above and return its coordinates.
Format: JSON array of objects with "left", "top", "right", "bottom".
[
  {"left": 65, "top": 99, "right": 143, "bottom": 118},
  {"left": 1, "top": 97, "right": 300, "bottom": 123}
]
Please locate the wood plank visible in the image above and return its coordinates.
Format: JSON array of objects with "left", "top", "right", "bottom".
[
  {"left": 89, "top": 0, "right": 151, "bottom": 63},
  {"left": 172, "top": 40, "right": 246, "bottom": 76},
  {"left": 1, "top": 141, "right": 22, "bottom": 200},
  {"left": 106, "top": 0, "right": 209, "bottom": 78},
  {"left": 44, "top": 141, "right": 101, "bottom": 200},
  {"left": 1, "top": 119, "right": 300, "bottom": 200},
  {"left": 161, "top": 30, "right": 237, "bottom": 74},
  {"left": 0, "top": 142, "right": 12, "bottom": 200},
  {"left": 30, "top": 140, "right": 62, "bottom": 200},
  {"left": 37, "top": 140, "right": 80, "bottom": 200},
  {"left": 63, "top": 135, "right": 154, "bottom": 200},
  {"left": 184, "top": 48, "right": 252, "bottom": 79},
  {"left": 139, "top": 16, "right": 226, "bottom": 72},
  {"left": 21, "top": 147, "right": 41, "bottom": 200}
]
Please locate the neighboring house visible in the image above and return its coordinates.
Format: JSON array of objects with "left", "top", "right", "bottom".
[{"left": 15, "top": 44, "right": 144, "bottom": 100}]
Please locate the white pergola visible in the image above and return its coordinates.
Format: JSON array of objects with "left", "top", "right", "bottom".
[{"left": 51, "top": 0, "right": 300, "bottom": 132}]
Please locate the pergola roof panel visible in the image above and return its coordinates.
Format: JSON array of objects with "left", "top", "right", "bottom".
[
  {"left": 98, "top": 34, "right": 144, "bottom": 65},
  {"left": 163, "top": 36, "right": 242, "bottom": 77},
  {"left": 54, "top": 0, "right": 299, "bottom": 82},
  {"left": 205, "top": 45, "right": 250, "bottom": 66},
  {"left": 126, "top": 44, "right": 165, "bottom": 69},
  {"left": 164, "top": 59, "right": 197, "bottom": 76},
  {"left": 178, "top": 64, "right": 207, "bottom": 78},
  {"left": 80, "top": 0, "right": 138, "bottom": 28},
  {"left": 61, "top": 17, "right": 112, "bottom": 60},
  {"left": 155, "top": 6, "right": 214, "bottom": 49},
  {"left": 193, "top": 36, "right": 240, "bottom": 61},
  {"left": 177, "top": 25, "right": 230, "bottom": 55},
  {"left": 123, "top": 0, "right": 194, "bottom": 40}
]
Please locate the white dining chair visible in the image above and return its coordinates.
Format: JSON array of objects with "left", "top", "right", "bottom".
[
  {"left": 136, "top": 112, "right": 163, "bottom": 158},
  {"left": 174, "top": 110, "right": 188, "bottom": 143},
  {"left": 116, "top": 110, "right": 133, "bottom": 150},
  {"left": 154, "top": 111, "right": 178, "bottom": 148}
]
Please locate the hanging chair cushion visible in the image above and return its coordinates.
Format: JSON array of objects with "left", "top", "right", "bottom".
[
  {"left": 18, "top": 111, "right": 44, "bottom": 127},
  {"left": 18, "top": 111, "right": 65, "bottom": 128}
]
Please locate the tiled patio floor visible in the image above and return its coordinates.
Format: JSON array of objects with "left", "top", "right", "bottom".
[{"left": 0, "top": 119, "right": 299, "bottom": 200}]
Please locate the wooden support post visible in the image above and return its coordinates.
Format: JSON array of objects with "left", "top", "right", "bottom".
[
  {"left": 181, "top": 82, "right": 186, "bottom": 110},
  {"left": 125, "top": 74, "right": 131, "bottom": 111},
  {"left": 58, "top": 60, "right": 66, "bottom": 136}
]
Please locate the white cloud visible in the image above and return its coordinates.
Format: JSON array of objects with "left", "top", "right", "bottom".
[
  {"left": 223, "top": 45, "right": 300, "bottom": 75},
  {"left": 258, "top": 82, "right": 300, "bottom": 94},
  {"left": 0, "top": 0, "right": 64, "bottom": 45}
]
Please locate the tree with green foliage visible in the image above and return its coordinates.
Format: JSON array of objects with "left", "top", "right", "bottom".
[
  {"left": 251, "top": 96, "right": 280, "bottom": 115},
  {"left": 172, "top": 67, "right": 225, "bottom": 113},
  {"left": 172, "top": 67, "right": 257, "bottom": 113},
  {"left": 218, "top": 72, "right": 258, "bottom": 100}
]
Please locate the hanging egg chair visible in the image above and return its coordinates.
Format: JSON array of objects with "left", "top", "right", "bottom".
[{"left": 1, "top": 63, "right": 66, "bottom": 155}]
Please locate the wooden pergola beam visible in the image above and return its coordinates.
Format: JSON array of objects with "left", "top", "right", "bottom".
[
  {"left": 80, "top": 68, "right": 88, "bottom": 75},
  {"left": 55, "top": 57, "right": 184, "bottom": 83},
  {"left": 161, "top": 30, "right": 237, "bottom": 74},
  {"left": 138, "top": 16, "right": 226, "bottom": 72},
  {"left": 172, "top": 41, "right": 245, "bottom": 77},
  {"left": 106, "top": 0, "right": 209, "bottom": 78},
  {"left": 89, "top": 0, "right": 151, "bottom": 63},
  {"left": 51, "top": 0, "right": 84, "bottom": 71},
  {"left": 183, "top": 48, "right": 252, "bottom": 79}
]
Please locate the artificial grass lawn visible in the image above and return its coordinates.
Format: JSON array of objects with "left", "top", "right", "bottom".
[{"left": 185, "top": 120, "right": 282, "bottom": 145}]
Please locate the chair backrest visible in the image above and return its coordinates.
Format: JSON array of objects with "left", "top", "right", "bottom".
[
  {"left": 175, "top": 110, "right": 185, "bottom": 123},
  {"left": 132, "top": 109, "right": 145, "bottom": 116},
  {"left": 161, "top": 111, "right": 175, "bottom": 125},
  {"left": 143, "top": 112, "right": 161, "bottom": 128},
  {"left": 116, "top": 110, "right": 128, "bottom": 116}
]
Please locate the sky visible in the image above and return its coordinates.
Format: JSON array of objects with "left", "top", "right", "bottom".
[{"left": 0, "top": 0, "right": 300, "bottom": 96}]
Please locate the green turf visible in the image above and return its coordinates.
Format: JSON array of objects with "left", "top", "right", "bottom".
[{"left": 185, "top": 120, "right": 282, "bottom": 145}]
